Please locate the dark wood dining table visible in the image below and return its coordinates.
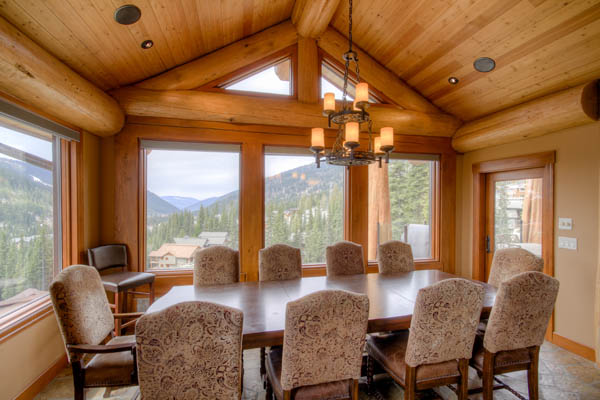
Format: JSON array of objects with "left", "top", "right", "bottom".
[{"left": 147, "top": 269, "right": 496, "bottom": 349}]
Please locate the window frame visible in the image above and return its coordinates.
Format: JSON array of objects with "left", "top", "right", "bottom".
[{"left": 140, "top": 140, "right": 243, "bottom": 274}]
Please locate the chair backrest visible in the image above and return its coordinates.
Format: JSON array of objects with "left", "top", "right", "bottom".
[
  {"left": 87, "top": 244, "right": 127, "bottom": 271},
  {"left": 49, "top": 265, "right": 114, "bottom": 363},
  {"left": 281, "top": 290, "right": 369, "bottom": 391},
  {"left": 136, "top": 301, "right": 243, "bottom": 399},
  {"left": 193, "top": 245, "right": 239, "bottom": 285},
  {"left": 484, "top": 271, "right": 559, "bottom": 353},
  {"left": 487, "top": 247, "right": 543, "bottom": 288},
  {"left": 405, "top": 278, "right": 484, "bottom": 367},
  {"left": 325, "top": 241, "right": 365, "bottom": 276},
  {"left": 377, "top": 240, "right": 415, "bottom": 274},
  {"left": 259, "top": 244, "right": 302, "bottom": 282}
]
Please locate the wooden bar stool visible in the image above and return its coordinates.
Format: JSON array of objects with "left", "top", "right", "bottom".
[{"left": 87, "top": 244, "right": 155, "bottom": 335}]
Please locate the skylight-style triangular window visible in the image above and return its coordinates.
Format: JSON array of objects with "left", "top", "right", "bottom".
[
  {"left": 321, "top": 61, "right": 380, "bottom": 103},
  {"left": 221, "top": 58, "right": 292, "bottom": 96}
]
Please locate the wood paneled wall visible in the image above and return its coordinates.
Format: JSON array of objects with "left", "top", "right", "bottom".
[{"left": 103, "top": 117, "right": 456, "bottom": 294}]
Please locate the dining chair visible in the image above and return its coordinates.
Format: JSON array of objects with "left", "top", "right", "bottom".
[
  {"left": 266, "top": 289, "right": 369, "bottom": 400},
  {"left": 49, "top": 265, "right": 141, "bottom": 400},
  {"left": 87, "top": 244, "right": 155, "bottom": 335},
  {"left": 259, "top": 244, "right": 302, "bottom": 282},
  {"left": 377, "top": 240, "right": 415, "bottom": 274},
  {"left": 193, "top": 245, "right": 240, "bottom": 285},
  {"left": 487, "top": 247, "right": 543, "bottom": 288},
  {"left": 135, "top": 301, "right": 244, "bottom": 399},
  {"left": 470, "top": 271, "right": 559, "bottom": 400},
  {"left": 366, "top": 278, "right": 484, "bottom": 400},
  {"left": 325, "top": 240, "right": 365, "bottom": 276}
]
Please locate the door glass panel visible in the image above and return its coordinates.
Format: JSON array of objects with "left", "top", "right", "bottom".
[{"left": 494, "top": 178, "right": 543, "bottom": 257}]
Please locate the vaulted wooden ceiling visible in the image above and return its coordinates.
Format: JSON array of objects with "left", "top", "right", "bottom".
[{"left": 0, "top": 0, "right": 598, "bottom": 122}]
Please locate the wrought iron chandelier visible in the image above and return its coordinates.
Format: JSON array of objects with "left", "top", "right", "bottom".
[{"left": 310, "top": 0, "right": 394, "bottom": 168}]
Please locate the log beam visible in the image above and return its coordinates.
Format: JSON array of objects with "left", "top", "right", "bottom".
[
  {"left": 136, "top": 21, "right": 298, "bottom": 91},
  {"left": 0, "top": 16, "right": 124, "bottom": 136},
  {"left": 318, "top": 27, "right": 440, "bottom": 114},
  {"left": 111, "top": 87, "right": 461, "bottom": 137},
  {"left": 297, "top": 37, "right": 319, "bottom": 103},
  {"left": 452, "top": 81, "right": 598, "bottom": 153},
  {"left": 292, "top": 0, "right": 341, "bottom": 39}
]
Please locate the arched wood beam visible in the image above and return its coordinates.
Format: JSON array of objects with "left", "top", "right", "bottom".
[
  {"left": 318, "top": 27, "right": 441, "bottom": 114},
  {"left": 111, "top": 87, "right": 460, "bottom": 137},
  {"left": 452, "top": 81, "right": 598, "bottom": 153},
  {"left": 0, "top": 16, "right": 124, "bottom": 136},
  {"left": 292, "top": 0, "right": 341, "bottom": 39},
  {"left": 136, "top": 21, "right": 298, "bottom": 91}
]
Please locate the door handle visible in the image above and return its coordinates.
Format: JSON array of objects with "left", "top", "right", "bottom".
[{"left": 485, "top": 236, "right": 491, "bottom": 253}]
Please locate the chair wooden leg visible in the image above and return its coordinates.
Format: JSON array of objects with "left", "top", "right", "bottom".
[
  {"left": 265, "top": 377, "right": 273, "bottom": 400},
  {"left": 404, "top": 365, "right": 417, "bottom": 400},
  {"left": 366, "top": 354, "right": 375, "bottom": 394},
  {"left": 482, "top": 349, "right": 496, "bottom": 400},
  {"left": 72, "top": 362, "right": 85, "bottom": 400},
  {"left": 149, "top": 281, "right": 155, "bottom": 305},
  {"left": 457, "top": 358, "right": 469, "bottom": 400},
  {"left": 352, "top": 379, "right": 359, "bottom": 400},
  {"left": 260, "top": 347, "right": 266, "bottom": 378},
  {"left": 114, "top": 291, "right": 121, "bottom": 336},
  {"left": 527, "top": 346, "right": 540, "bottom": 400}
]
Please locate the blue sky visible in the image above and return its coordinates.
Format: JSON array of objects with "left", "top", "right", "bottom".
[{"left": 0, "top": 126, "right": 52, "bottom": 161}]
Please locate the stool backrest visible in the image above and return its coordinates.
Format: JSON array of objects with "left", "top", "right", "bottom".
[{"left": 87, "top": 244, "right": 127, "bottom": 271}]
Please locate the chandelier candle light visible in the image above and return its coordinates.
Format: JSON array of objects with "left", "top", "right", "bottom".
[{"left": 310, "top": 0, "right": 394, "bottom": 168}]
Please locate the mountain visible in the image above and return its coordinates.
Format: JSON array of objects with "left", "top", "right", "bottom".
[
  {"left": 147, "top": 191, "right": 179, "bottom": 216},
  {"left": 161, "top": 195, "right": 199, "bottom": 210},
  {"left": 185, "top": 196, "right": 219, "bottom": 211}
]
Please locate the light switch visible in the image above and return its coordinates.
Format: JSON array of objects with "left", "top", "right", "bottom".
[
  {"left": 558, "top": 236, "right": 577, "bottom": 250},
  {"left": 558, "top": 217, "right": 573, "bottom": 230}
]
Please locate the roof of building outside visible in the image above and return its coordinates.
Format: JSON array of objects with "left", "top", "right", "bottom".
[
  {"left": 174, "top": 236, "right": 207, "bottom": 246},
  {"left": 149, "top": 243, "right": 200, "bottom": 259}
]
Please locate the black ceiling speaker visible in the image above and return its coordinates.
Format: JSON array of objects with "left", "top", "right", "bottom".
[
  {"left": 114, "top": 5, "right": 141, "bottom": 25},
  {"left": 474, "top": 57, "right": 496, "bottom": 72}
]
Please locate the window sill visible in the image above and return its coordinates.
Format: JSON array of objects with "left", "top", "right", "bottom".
[{"left": 0, "top": 296, "right": 54, "bottom": 344}]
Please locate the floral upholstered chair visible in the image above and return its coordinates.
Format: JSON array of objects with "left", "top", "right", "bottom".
[
  {"left": 470, "top": 271, "right": 559, "bottom": 400},
  {"left": 325, "top": 241, "right": 365, "bottom": 276},
  {"left": 366, "top": 279, "right": 484, "bottom": 400},
  {"left": 135, "top": 301, "right": 243, "bottom": 399},
  {"left": 259, "top": 244, "right": 302, "bottom": 282},
  {"left": 193, "top": 245, "right": 240, "bottom": 285},
  {"left": 487, "top": 247, "right": 543, "bottom": 288},
  {"left": 377, "top": 240, "right": 415, "bottom": 274},
  {"left": 266, "top": 290, "right": 369, "bottom": 400},
  {"left": 49, "top": 265, "right": 140, "bottom": 400}
]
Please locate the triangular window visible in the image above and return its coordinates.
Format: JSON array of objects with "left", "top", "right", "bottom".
[
  {"left": 321, "top": 60, "right": 381, "bottom": 103},
  {"left": 220, "top": 58, "right": 292, "bottom": 96}
]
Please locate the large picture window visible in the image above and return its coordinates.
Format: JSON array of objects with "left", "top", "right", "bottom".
[
  {"left": 368, "top": 155, "right": 438, "bottom": 261},
  {"left": 0, "top": 125, "right": 60, "bottom": 320},
  {"left": 143, "top": 141, "right": 240, "bottom": 271},
  {"left": 264, "top": 148, "right": 344, "bottom": 264}
]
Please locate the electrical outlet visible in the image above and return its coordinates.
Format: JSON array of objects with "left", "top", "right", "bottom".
[
  {"left": 558, "top": 217, "right": 573, "bottom": 230},
  {"left": 558, "top": 236, "right": 577, "bottom": 250}
]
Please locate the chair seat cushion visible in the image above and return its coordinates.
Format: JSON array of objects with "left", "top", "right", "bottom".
[
  {"left": 366, "top": 331, "right": 460, "bottom": 387},
  {"left": 471, "top": 334, "right": 531, "bottom": 370},
  {"left": 266, "top": 346, "right": 352, "bottom": 400},
  {"left": 84, "top": 335, "right": 136, "bottom": 387},
  {"left": 101, "top": 271, "right": 155, "bottom": 292}
]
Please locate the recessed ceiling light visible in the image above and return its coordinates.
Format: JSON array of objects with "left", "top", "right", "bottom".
[
  {"left": 114, "top": 5, "right": 141, "bottom": 25},
  {"left": 141, "top": 40, "right": 153, "bottom": 49},
  {"left": 448, "top": 77, "right": 459, "bottom": 85},
  {"left": 474, "top": 57, "right": 496, "bottom": 72}
]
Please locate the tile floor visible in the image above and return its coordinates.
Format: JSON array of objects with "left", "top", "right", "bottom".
[{"left": 35, "top": 341, "right": 600, "bottom": 400}]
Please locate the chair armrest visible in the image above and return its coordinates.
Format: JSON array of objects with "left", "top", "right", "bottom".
[
  {"left": 67, "top": 342, "right": 135, "bottom": 354},
  {"left": 113, "top": 312, "right": 144, "bottom": 320}
]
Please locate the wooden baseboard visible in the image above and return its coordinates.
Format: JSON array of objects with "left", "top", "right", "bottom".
[
  {"left": 15, "top": 354, "right": 68, "bottom": 400},
  {"left": 552, "top": 333, "right": 596, "bottom": 362}
]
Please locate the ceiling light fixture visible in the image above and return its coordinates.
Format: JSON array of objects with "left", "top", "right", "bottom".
[
  {"left": 310, "top": 0, "right": 393, "bottom": 168},
  {"left": 448, "top": 77, "right": 459, "bottom": 84},
  {"left": 474, "top": 57, "right": 496, "bottom": 72},
  {"left": 141, "top": 40, "right": 154, "bottom": 49},
  {"left": 114, "top": 5, "right": 141, "bottom": 25}
]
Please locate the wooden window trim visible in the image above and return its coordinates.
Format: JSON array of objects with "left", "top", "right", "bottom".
[{"left": 198, "top": 45, "right": 298, "bottom": 99}]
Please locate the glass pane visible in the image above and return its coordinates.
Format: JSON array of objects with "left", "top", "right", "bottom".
[
  {"left": 320, "top": 62, "right": 379, "bottom": 102},
  {"left": 367, "top": 159, "right": 435, "bottom": 260},
  {"left": 0, "top": 126, "right": 55, "bottom": 317},
  {"left": 494, "top": 178, "right": 542, "bottom": 257},
  {"left": 146, "top": 148, "right": 240, "bottom": 270},
  {"left": 224, "top": 59, "right": 291, "bottom": 95},
  {"left": 264, "top": 154, "right": 344, "bottom": 264}
]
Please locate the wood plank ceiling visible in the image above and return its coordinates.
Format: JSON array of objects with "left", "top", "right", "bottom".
[{"left": 0, "top": 0, "right": 598, "bottom": 121}]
